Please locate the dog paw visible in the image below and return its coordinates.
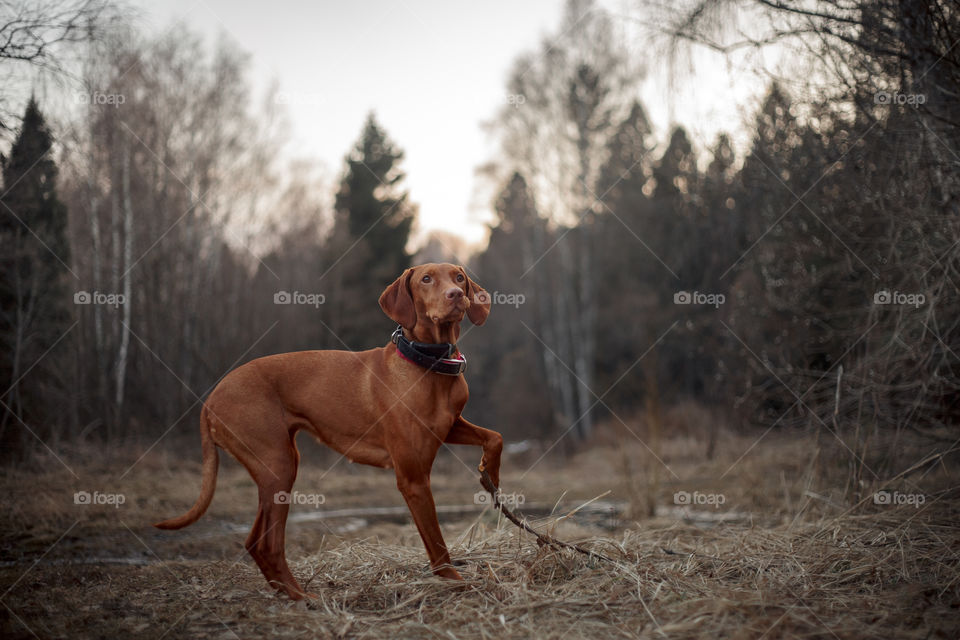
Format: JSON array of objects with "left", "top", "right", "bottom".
[
  {"left": 279, "top": 587, "right": 319, "bottom": 601},
  {"left": 434, "top": 566, "right": 463, "bottom": 581}
]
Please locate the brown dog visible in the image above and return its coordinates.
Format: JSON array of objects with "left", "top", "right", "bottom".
[{"left": 155, "top": 263, "right": 503, "bottom": 599}]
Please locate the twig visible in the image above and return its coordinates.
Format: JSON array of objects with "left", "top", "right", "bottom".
[
  {"left": 478, "top": 471, "right": 669, "bottom": 636},
  {"left": 478, "top": 469, "right": 615, "bottom": 564},
  {"left": 886, "top": 447, "right": 960, "bottom": 482}
]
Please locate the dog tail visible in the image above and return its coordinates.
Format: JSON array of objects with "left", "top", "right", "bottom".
[{"left": 154, "top": 404, "right": 219, "bottom": 530}]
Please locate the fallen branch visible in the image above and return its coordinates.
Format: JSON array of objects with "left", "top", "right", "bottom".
[{"left": 478, "top": 469, "right": 615, "bottom": 564}]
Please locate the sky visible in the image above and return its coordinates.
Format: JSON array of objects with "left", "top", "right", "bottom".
[{"left": 125, "top": 0, "right": 774, "bottom": 247}]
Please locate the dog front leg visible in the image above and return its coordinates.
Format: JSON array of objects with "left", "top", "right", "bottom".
[
  {"left": 445, "top": 416, "right": 503, "bottom": 489},
  {"left": 391, "top": 453, "right": 462, "bottom": 580}
]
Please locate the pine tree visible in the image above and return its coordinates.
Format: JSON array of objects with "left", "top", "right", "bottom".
[
  {"left": 334, "top": 113, "right": 415, "bottom": 280},
  {"left": 471, "top": 172, "right": 553, "bottom": 439},
  {"left": 701, "top": 132, "right": 743, "bottom": 291},
  {"left": 0, "top": 98, "right": 72, "bottom": 452},
  {"left": 493, "top": 172, "right": 537, "bottom": 233},
  {"left": 593, "top": 102, "right": 657, "bottom": 408},
  {"left": 596, "top": 100, "right": 652, "bottom": 208},
  {"left": 653, "top": 126, "right": 697, "bottom": 202},
  {"left": 328, "top": 113, "right": 416, "bottom": 348}
]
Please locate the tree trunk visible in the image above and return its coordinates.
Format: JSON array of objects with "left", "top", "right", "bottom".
[
  {"left": 573, "top": 224, "right": 596, "bottom": 440},
  {"left": 108, "top": 157, "right": 122, "bottom": 435},
  {"left": 114, "top": 142, "right": 133, "bottom": 423},
  {"left": 87, "top": 173, "right": 107, "bottom": 431}
]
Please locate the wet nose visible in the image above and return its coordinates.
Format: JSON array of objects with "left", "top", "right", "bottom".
[{"left": 445, "top": 287, "right": 464, "bottom": 301}]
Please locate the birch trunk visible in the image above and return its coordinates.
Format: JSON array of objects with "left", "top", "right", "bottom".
[
  {"left": 108, "top": 156, "right": 121, "bottom": 435},
  {"left": 114, "top": 142, "right": 133, "bottom": 418},
  {"left": 573, "top": 224, "right": 596, "bottom": 440},
  {"left": 87, "top": 173, "right": 107, "bottom": 423},
  {"left": 553, "top": 236, "right": 579, "bottom": 439}
]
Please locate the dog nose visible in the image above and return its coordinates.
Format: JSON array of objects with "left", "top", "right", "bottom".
[{"left": 445, "top": 287, "right": 464, "bottom": 300}]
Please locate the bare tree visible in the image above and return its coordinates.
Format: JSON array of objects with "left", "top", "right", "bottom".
[
  {"left": 62, "top": 23, "right": 305, "bottom": 437},
  {"left": 488, "top": 0, "right": 643, "bottom": 441},
  {"left": 0, "top": 0, "right": 122, "bottom": 129},
  {"left": 637, "top": 0, "right": 960, "bottom": 479}
]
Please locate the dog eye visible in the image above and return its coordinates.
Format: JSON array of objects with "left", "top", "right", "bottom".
[
  {"left": 456, "top": 274, "right": 464, "bottom": 282},
  {"left": 421, "top": 275, "right": 431, "bottom": 283}
]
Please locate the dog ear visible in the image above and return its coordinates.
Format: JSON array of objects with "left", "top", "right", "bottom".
[
  {"left": 379, "top": 268, "right": 417, "bottom": 329},
  {"left": 464, "top": 270, "right": 491, "bottom": 326}
]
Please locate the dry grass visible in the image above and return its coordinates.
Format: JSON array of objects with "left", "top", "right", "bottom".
[
  {"left": 1, "top": 430, "right": 958, "bottom": 639},
  {"left": 288, "top": 510, "right": 960, "bottom": 639}
]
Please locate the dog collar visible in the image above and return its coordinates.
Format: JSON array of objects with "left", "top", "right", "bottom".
[{"left": 391, "top": 326, "right": 466, "bottom": 376}]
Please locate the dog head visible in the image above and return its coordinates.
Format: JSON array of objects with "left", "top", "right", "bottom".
[{"left": 379, "top": 263, "right": 490, "bottom": 341}]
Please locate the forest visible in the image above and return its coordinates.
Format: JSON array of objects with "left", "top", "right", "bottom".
[
  {"left": 1, "top": 1, "right": 958, "bottom": 638},
  {"left": 2, "top": 1, "right": 954, "bottom": 471}
]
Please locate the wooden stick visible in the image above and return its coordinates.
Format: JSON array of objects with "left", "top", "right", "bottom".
[{"left": 478, "top": 469, "right": 615, "bottom": 564}]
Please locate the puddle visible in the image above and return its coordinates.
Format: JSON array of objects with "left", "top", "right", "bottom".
[
  {"left": 0, "top": 556, "right": 153, "bottom": 567},
  {"left": 0, "top": 500, "right": 749, "bottom": 567}
]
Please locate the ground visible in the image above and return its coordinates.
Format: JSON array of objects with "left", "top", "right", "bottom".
[{"left": 1, "top": 428, "right": 957, "bottom": 639}]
